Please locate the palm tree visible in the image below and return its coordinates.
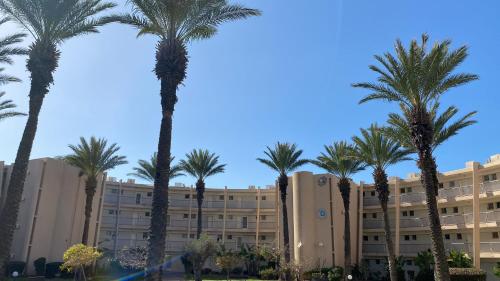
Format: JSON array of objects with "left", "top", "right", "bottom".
[
  {"left": 110, "top": 2, "right": 260, "bottom": 278},
  {"left": 0, "top": 0, "right": 116, "bottom": 273},
  {"left": 352, "top": 124, "right": 412, "bottom": 281},
  {"left": 179, "top": 149, "right": 226, "bottom": 239},
  {"left": 0, "top": 92, "right": 25, "bottom": 122},
  {"left": 311, "top": 141, "right": 364, "bottom": 275},
  {"left": 64, "top": 137, "right": 127, "bottom": 245},
  {"left": 257, "top": 142, "right": 308, "bottom": 279},
  {"left": 353, "top": 34, "right": 478, "bottom": 281},
  {"left": 128, "top": 152, "right": 184, "bottom": 182}
]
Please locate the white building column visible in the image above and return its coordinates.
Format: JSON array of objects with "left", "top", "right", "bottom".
[
  {"left": 394, "top": 178, "right": 401, "bottom": 256},
  {"left": 472, "top": 162, "right": 481, "bottom": 269}
]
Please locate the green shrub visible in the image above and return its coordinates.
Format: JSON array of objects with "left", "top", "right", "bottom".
[
  {"left": 415, "top": 269, "right": 434, "bottom": 281},
  {"left": 449, "top": 267, "right": 486, "bottom": 281},
  {"left": 448, "top": 250, "right": 473, "bottom": 268},
  {"left": 259, "top": 267, "right": 278, "bottom": 280},
  {"left": 303, "top": 267, "right": 332, "bottom": 280},
  {"left": 493, "top": 262, "right": 500, "bottom": 277},
  {"left": 33, "top": 257, "right": 46, "bottom": 276},
  {"left": 327, "top": 266, "right": 344, "bottom": 281},
  {"left": 4, "top": 261, "right": 25, "bottom": 277}
]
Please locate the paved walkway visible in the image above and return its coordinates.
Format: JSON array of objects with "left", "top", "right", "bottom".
[{"left": 162, "top": 272, "right": 185, "bottom": 280}]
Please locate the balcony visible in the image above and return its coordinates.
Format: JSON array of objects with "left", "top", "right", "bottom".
[
  {"left": 202, "top": 200, "right": 225, "bottom": 209},
  {"left": 170, "top": 199, "right": 191, "bottom": 208},
  {"left": 445, "top": 242, "right": 472, "bottom": 254},
  {"left": 463, "top": 210, "right": 500, "bottom": 226},
  {"left": 103, "top": 194, "right": 118, "bottom": 204},
  {"left": 168, "top": 219, "right": 188, "bottom": 228},
  {"left": 118, "top": 217, "right": 150, "bottom": 227},
  {"left": 441, "top": 214, "right": 466, "bottom": 227},
  {"left": 259, "top": 221, "right": 276, "bottom": 230},
  {"left": 362, "top": 243, "right": 386, "bottom": 254},
  {"left": 438, "top": 185, "right": 472, "bottom": 200},
  {"left": 363, "top": 196, "right": 379, "bottom": 207},
  {"left": 364, "top": 219, "right": 384, "bottom": 229},
  {"left": 400, "top": 192, "right": 426, "bottom": 205},
  {"left": 480, "top": 242, "right": 500, "bottom": 256},
  {"left": 481, "top": 180, "right": 500, "bottom": 194},
  {"left": 227, "top": 200, "right": 258, "bottom": 209},
  {"left": 101, "top": 215, "right": 117, "bottom": 225},
  {"left": 260, "top": 200, "right": 275, "bottom": 209},
  {"left": 120, "top": 196, "right": 153, "bottom": 207},
  {"left": 400, "top": 243, "right": 432, "bottom": 255},
  {"left": 400, "top": 217, "right": 428, "bottom": 228}
]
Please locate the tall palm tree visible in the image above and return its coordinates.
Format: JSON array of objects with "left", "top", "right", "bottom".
[
  {"left": 64, "top": 137, "right": 127, "bottom": 245},
  {"left": 257, "top": 142, "right": 308, "bottom": 279},
  {"left": 179, "top": 149, "right": 226, "bottom": 239},
  {"left": 0, "top": 92, "right": 25, "bottom": 122},
  {"left": 353, "top": 34, "right": 478, "bottom": 281},
  {"left": 0, "top": 1, "right": 116, "bottom": 274},
  {"left": 0, "top": 17, "right": 27, "bottom": 123},
  {"left": 352, "top": 124, "right": 412, "bottom": 281},
  {"left": 128, "top": 152, "right": 184, "bottom": 182},
  {"left": 311, "top": 141, "right": 364, "bottom": 275},
  {"left": 110, "top": 2, "right": 260, "bottom": 278}
]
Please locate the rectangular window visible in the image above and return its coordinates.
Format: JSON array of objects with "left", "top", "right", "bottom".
[
  {"left": 363, "top": 213, "right": 367, "bottom": 219},
  {"left": 108, "top": 210, "right": 115, "bottom": 215},
  {"left": 218, "top": 214, "right": 224, "bottom": 220},
  {"left": 402, "top": 211, "right": 408, "bottom": 217},
  {"left": 183, "top": 214, "right": 189, "bottom": 219},
  {"left": 227, "top": 235, "right": 233, "bottom": 240},
  {"left": 135, "top": 193, "right": 141, "bottom": 204},
  {"left": 439, "top": 183, "right": 444, "bottom": 189},
  {"left": 407, "top": 187, "right": 412, "bottom": 193},
  {"left": 488, "top": 203, "right": 495, "bottom": 210},
  {"left": 441, "top": 208, "right": 447, "bottom": 214},
  {"left": 182, "top": 234, "right": 187, "bottom": 238},
  {"left": 217, "top": 234, "right": 222, "bottom": 240},
  {"left": 228, "top": 215, "right": 234, "bottom": 220},
  {"left": 404, "top": 235, "right": 410, "bottom": 241},
  {"left": 400, "top": 188, "right": 406, "bottom": 194},
  {"left": 191, "top": 214, "right": 196, "bottom": 219},
  {"left": 371, "top": 191, "right": 376, "bottom": 196},
  {"left": 262, "top": 196, "right": 267, "bottom": 200},
  {"left": 111, "top": 189, "right": 118, "bottom": 194},
  {"left": 493, "top": 232, "right": 499, "bottom": 239},
  {"left": 445, "top": 234, "right": 450, "bottom": 240},
  {"left": 409, "top": 210, "right": 415, "bottom": 216},
  {"left": 185, "top": 194, "right": 190, "bottom": 199},
  {"left": 457, "top": 233, "right": 462, "bottom": 240},
  {"left": 484, "top": 175, "right": 490, "bottom": 182},
  {"left": 166, "top": 215, "right": 170, "bottom": 227},
  {"left": 143, "top": 232, "right": 149, "bottom": 239},
  {"left": 374, "top": 235, "right": 379, "bottom": 241},
  {"left": 406, "top": 260, "right": 412, "bottom": 266},
  {"left": 242, "top": 217, "right": 248, "bottom": 229},
  {"left": 449, "top": 181, "right": 456, "bottom": 188},
  {"left": 453, "top": 207, "right": 459, "bottom": 213},
  {"left": 375, "top": 259, "right": 380, "bottom": 265},
  {"left": 229, "top": 195, "right": 234, "bottom": 200},
  {"left": 219, "top": 195, "right": 224, "bottom": 200},
  {"left": 493, "top": 174, "right": 498, "bottom": 181},
  {"left": 189, "top": 234, "right": 195, "bottom": 239},
  {"left": 412, "top": 235, "right": 417, "bottom": 240},
  {"left": 363, "top": 236, "right": 368, "bottom": 241},
  {"left": 147, "top": 192, "right": 152, "bottom": 197},
  {"left": 372, "top": 213, "right": 377, "bottom": 219},
  {"left": 145, "top": 212, "right": 150, "bottom": 217},
  {"left": 260, "top": 235, "right": 266, "bottom": 241},
  {"left": 260, "top": 215, "right": 267, "bottom": 220}
]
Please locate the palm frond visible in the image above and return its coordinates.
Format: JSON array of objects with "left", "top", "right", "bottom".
[
  {"left": 179, "top": 149, "right": 226, "bottom": 182},
  {"left": 128, "top": 152, "right": 184, "bottom": 182},
  {"left": 312, "top": 141, "right": 365, "bottom": 179},
  {"left": 0, "top": 91, "right": 25, "bottom": 121},
  {"left": 257, "top": 142, "right": 308, "bottom": 176}
]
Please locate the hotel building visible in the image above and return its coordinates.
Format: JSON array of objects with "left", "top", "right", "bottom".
[{"left": 2, "top": 154, "right": 500, "bottom": 280}]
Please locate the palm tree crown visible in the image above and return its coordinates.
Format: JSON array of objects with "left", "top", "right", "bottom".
[
  {"left": 128, "top": 152, "right": 183, "bottom": 182},
  {"left": 179, "top": 149, "right": 226, "bottom": 182},
  {"left": 0, "top": 92, "right": 25, "bottom": 121},
  {"left": 383, "top": 103, "right": 477, "bottom": 151},
  {"left": 352, "top": 124, "right": 412, "bottom": 170},
  {"left": 257, "top": 142, "right": 309, "bottom": 176},
  {"left": 112, "top": 0, "right": 261, "bottom": 42},
  {"left": 0, "top": 17, "right": 26, "bottom": 85},
  {"left": 311, "top": 141, "right": 365, "bottom": 179},
  {"left": 65, "top": 136, "right": 128, "bottom": 178},
  {"left": 353, "top": 34, "right": 478, "bottom": 112},
  {"left": 0, "top": 0, "right": 116, "bottom": 44}
]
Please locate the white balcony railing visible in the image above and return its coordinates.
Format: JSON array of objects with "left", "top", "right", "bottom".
[
  {"left": 400, "top": 243, "right": 432, "bottom": 255},
  {"left": 441, "top": 214, "right": 466, "bottom": 226},
  {"left": 438, "top": 185, "right": 472, "bottom": 199},
  {"left": 362, "top": 243, "right": 386, "bottom": 254},
  {"left": 400, "top": 192, "right": 426, "bottom": 204},
  {"left": 481, "top": 180, "right": 500, "bottom": 193},
  {"left": 480, "top": 242, "right": 500, "bottom": 254},
  {"left": 445, "top": 242, "right": 472, "bottom": 254},
  {"left": 400, "top": 217, "right": 428, "bottom": 228},
  {"left": 363, "top": 196, "right": 379, "bottom": 207},
  {"left": 363, "top": 219, "right": 384, "bottom": 229}
]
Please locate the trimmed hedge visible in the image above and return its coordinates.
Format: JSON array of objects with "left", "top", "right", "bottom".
[
  {"left": 33, "top": 257, "right": 46, "bottom": 276},
  {"left": 449, "top": 268, "right": 486, "bottom": 281}
]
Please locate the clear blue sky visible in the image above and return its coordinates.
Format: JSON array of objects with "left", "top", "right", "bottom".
[{"left": 1, "top": 0, "right": 499, "bottom": 188}]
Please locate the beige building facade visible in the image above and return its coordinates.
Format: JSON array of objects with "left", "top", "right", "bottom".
[
  {"left": 0, "top": 158, "right": 104, "bottom": 275},
  {"left": 3, "top": 155, "right": 500, "bottom": 279}
]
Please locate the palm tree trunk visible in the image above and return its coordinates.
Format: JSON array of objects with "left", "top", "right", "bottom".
[
  {"left": 278, "top": 174, "right": 291, "bottom": 281},
  {"left": 338, "top": 178, "right": 351, "bottom": 276},
  {"left": 82, "top": 176, "right": 97, "bottom": 245},
  {"left": 373, "top": 168, "right": 397, "bottom": 281},
  {"left": 411, "top": 109, "right": 450, "bottom": 281},
  {"left": 147, "top": 39, "right": 187, "bottom": 281},
  {"left": 0, "top": 83, "right": 48, "bottom": 280},
  {"left": 196, "top": 180, "right": 205, "bottom": 239}
]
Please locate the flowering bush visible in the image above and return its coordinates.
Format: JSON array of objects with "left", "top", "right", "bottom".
[
  {"left": 61, "top": 244, "right": 101, "bottom": 281},
  {"left": 116, "top": 246, "right": 148, "bottom": 271}
]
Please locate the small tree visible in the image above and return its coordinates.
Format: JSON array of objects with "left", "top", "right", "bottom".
[
  {"left": 116, "top": 246, "right": 148, "bottom": 272},
  {"left": 61, "top": 244, "right": 102, "bottom": 281},
  {"left": 216, "top": 247, "right": 241, "bottom": 280},
  {"left": 185, "top": 235, "right": 218, "bottom": 281},
  {"left": 493, "top": 262, "right": 500, "bottom": 277}
]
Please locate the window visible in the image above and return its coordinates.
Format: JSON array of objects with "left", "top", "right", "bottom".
[
  {"left": 374, "top": 235, "right": 379, "bottom": 241},
  {"left": 182, "top": 234, "right": 187, "bottom": 238},
  {"left": 493, "top": 232, "right": 499, "bottom": 239},
  {"left": 407, "top": 271, "right": 415, "bottom": 280},
  {"left": 242, "top": 217, "right": 248, "bottom": 228},
  {"left": 449, "top": 181, "right": 456, "bottom": 188},
  {"left": 166, "top": 215, "right": 170, "bottom": 226},
  {"left": 143, "top": 232, "right": 149, "bottom": 239},
  {"left": 441, "top": 208, "right": 447, "bottom": 214},
  {"left": 228, "top": 215, "right": 234, "bottom": 220},
  {"left": 183, "top": 214, "right": 189, "bottom": 219},
  {"left": 406, "top": 260, "right": 413, "bottom": 266},
  {"left": 484, "top": 175, "right": 490, "bottom": 182},
  {"left": 453, "top": 207, "right": 459, "bottom": 213},
  {"left": 219, "top": 195, "right": 224, "bottom": 200},
  {"left": 402, "top": 211, "right": 408, "bottom": 217},
  {"left": 371, "top": 191, "right": 376, "bottom": 196},
  {"left": 262, "top": 196, "right": 267, "bottom": 200},
  {"left": 218, "top": 215, "right": 224, "bottom": 220},
  {"left": 136, "top": 193, "right": 141, "bottom": 204},
  {"left": 363, "top": 191, "right": 366, "bottom": 197},
  {"left": 412, "top": 235, "right": 417, "bottom": 240},
  {"left": 444, "top": 234, "right": 450, "bottom": 240},
  {"left": 439, "top": 183, "right": 444, "bottom": 189},
  {"left": 106, "top": 231, "right": 115, "bottom": 236},
  {"left": 407, "top": 187, "right": 412, "bottom": 193},
  {"left": 189, "top": 233, "right": 195, "bottom": 239},
  {"left": 145, "top": 212, "right": 150, "bottom": 217},
  {"left": 375, "top": 259, "right": 380, "bottom": 265},
  {"left": 260, "top": 215, "right": 267, "bottom": 220},
  {"left": 488, "top": 203, "right": 494, "bottom": 210},
  {"left": 229, "top": 195, "right": 234, "bottom": 200},
  {"left": 372, "top": 213, "right": 377, "bottom": 219},
  {"left": 184, "top": 194, "right": 190, "bottom": 199},
  {"left": 111, "top": 189, "right": 118, "bottom": 194},
  {"left": 457, "top": 233, "right": 462, "bottom": 240},
  {"left": 227, "top": 235, "right": 233, "bottom": 240},
  {"left": 108, "top": 210, "right": 115, "bottom": 215},
  {"left": 363, "top": 213, "right": 367, "bottom": 219},
  {"left": 400, "top": 188, "right": 406, "bottom": 194},
  {"left": 260, "top": 235, "right": 266, "bottom": 241},
  {"left": 363, "top": 236, "right": 368, "bottom": 241},
  {"left": 497, "top": 202, "right": 500, "bottom": 209},
  {"left": 493, "top": 174, "right": 498, "bottom": 181},
  {"left": 409, "top": 210, "right": 415, "bottom": 216},
  {"left": 191, "top": 214, "right": 196, "bottom": 219},
  {"left": 217, "top": 234, "right": 222, "bottom": 241},
  {"left": 147, "top": 192, "right": 152, "bottom": 197},
  {"left": 404, "top": 235, "right": 410, "bottom": 241}
]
